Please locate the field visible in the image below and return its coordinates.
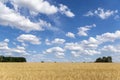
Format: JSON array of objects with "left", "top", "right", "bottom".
[{"left": 0, "top": 63, "right": 120, "bottom": 80}]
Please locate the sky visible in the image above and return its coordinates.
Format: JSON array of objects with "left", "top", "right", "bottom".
[{"left": 0, "top": 0, "right": 120, "bottom": 62}]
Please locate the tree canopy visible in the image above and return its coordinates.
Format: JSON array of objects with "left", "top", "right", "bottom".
[
  {"left": 0, "top": 56, "right": 26, "bottom": 62},
  {"left": 95, "top": 56, "right": 112, "bottom": 63}
]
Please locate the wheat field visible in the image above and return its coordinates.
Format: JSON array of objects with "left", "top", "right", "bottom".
[{"left": 0, "top": 63, "right": 120, "bottom": 80}]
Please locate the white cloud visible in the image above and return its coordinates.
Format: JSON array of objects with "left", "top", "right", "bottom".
[
  {"left": 52, "top": 38, "right": 66, "bottom": 44},
  {"left": 85, "top": 11, "right": 94, "bottom": 16},
  {"left": 85, "top": 8, "right": 118, "bottom": 19},
  {"left": 55, "top": 52, "right": 65, "bottom": 58},
  {"left": 45, "top": 39, "right": 51, "bottom": 45},
  {"left": 38, "top": 19, "right": 54, "bottom": 30},
  {"left": 0, "top": 39, "right": 9, "bottom": 50},
  {"left": 45, "top": 47, "right": 64, "bottom": 54},
  {"left": 71, "top": 51, "right": 80, "bottom": 57},
  {"left": 0, "top": 2, "right": 46, "bottom": 32},
  {"left": 65, "top": 42, "right": 100, "bottom": 57},
  {"left": 11, "top": 46, "right": 27, "bottom": 54},
  {"left": 44, "top": 47, "right": 65, "bottom": 58},
  {"left": 101, "top": 45, "right": 120, "bottom": 54},
  {"left": 0, "top": 1, "right": 74, "bottom": 33},
  {"left": 66, "top": 32, "right": 75, "bottom": 38},
  {"left": 45, "top": 38, "right": 66, "bottom": 45},
  {"left": 81, "top": 30, "right": 120, "bottom": 50},
  {"left": 65, "top": 30, "right": 120, "bottom": 57},
  {"left": 17, "top": 34, "right": 41, "bottom": 45},
  {"left": 77, "top": 24, "right": 96, "bottom": 36},
  {"left": 11, "top": 0, "right": 58, "bottom": 15},
  {"left": 4, "top": 39, "right": 9, "bottom": 43},
  {"left": 80, "top": 30, "right": 120, "bottom": 49},
  {"left": 83, "top": 49, "right": 100, "bottom": 55},
  {"left": 59, "top": 4, "right": 75, "bottom": 18},
  {"left": 10, "top": 0, "right": 75, "bottom": 17},
  {"left": 96, "top": 30, "right": 120, "bottom": 43},
  {"left": 81, "top": 37, "right": 99, "bottom": 49},
  {"left": 65, "top": 42, "right": 83, "bottom": 51},
  {"left": 0, "top": 39, "right": 28, "bottom": 55}
]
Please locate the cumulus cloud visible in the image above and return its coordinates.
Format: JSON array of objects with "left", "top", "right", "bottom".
[
  {"left": 81, "top": 37, "right": 99, "bottom": 49},
  {"left": 11, "top": 46, "right": 27, "bottom": 54},
  {"left": 101, "top": 45, "right": 120, "bottom": 53},
  {"left": 65, "top": 30, "right": 120, "bottom": 57},
  {"left": 80, "top": 30, "right": 120, "bottom": 49},
  {"left": 0, "top": 39, "right": 9, "bottom": 50},
  {"left": 52, "top": 38, "right": 66, "bottom": 44},
  {"left": 0, "top": 39, "right": 28, "bottom": 55},
  {"left": 85, "top": 8, "right": 118, "bottom": 19},
  {"left": 59, "top": 4, "right": 75, "bottom": 18},
  {"left": 66, "top": 32, "right": 75, "bottom": 38},
  {"left": 4, "top": 39, "right": 9, "bottom": 43},
  {"left": 65, "top": 42, "right": 83, "bottom": 51},
  {"left": 44, "top": 47, "right": 65, "bottom": 58},
  {"left": 96, "top": 30, "right": 120, "bottom": 43},
  {"left": 0, "top": 2, "right": 47, "bottom": 32},
  {"left": 45, "top": 38, "right": 66, "bottom": 45},
  {"left": 17, "top": 34, "right": 41, "bottom": 45},
  {"left": 77, "top": 24, "right": 96, "bottom": 36},
  {"left": 65, "top": 42, "right": 100, "bottom": 57},
  {"left": 45, "top": 47, "right": 64, "bottom": 53},
  {"left": 81, "top": 30, "right": 120, "bottom": 53},
  {"left": 11, "top": 0, "right": 58, "bottom": 15},
  {"left": 10, "top": 0, "right": 75, "bottom": 18},
  {"left": 0, "top": 0, "right": 75, "bottom": 33}
]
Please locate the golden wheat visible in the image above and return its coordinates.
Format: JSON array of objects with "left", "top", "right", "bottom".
[{"left": 0, "top": 63, "right": 119, "bottom": 80}]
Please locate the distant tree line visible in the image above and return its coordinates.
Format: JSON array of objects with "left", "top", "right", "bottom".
[
  {"left": 0, "top": 56, "right": 26, "bottom": 62},
  {"left": 95, "top": 56, "right": 112, "bottom": 63}
]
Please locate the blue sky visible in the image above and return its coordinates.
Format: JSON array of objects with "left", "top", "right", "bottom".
[{"left": 0, "top": 0, "right": 120, "bottom": 62}]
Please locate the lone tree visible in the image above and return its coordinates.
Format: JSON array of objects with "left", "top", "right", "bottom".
[{"left": 95, "top": 56, "right": 112, "bottom": 63}]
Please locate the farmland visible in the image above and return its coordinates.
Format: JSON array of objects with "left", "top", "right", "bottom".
[{"left": 0, "top": 63, "right": 120, "bottom": 80}]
